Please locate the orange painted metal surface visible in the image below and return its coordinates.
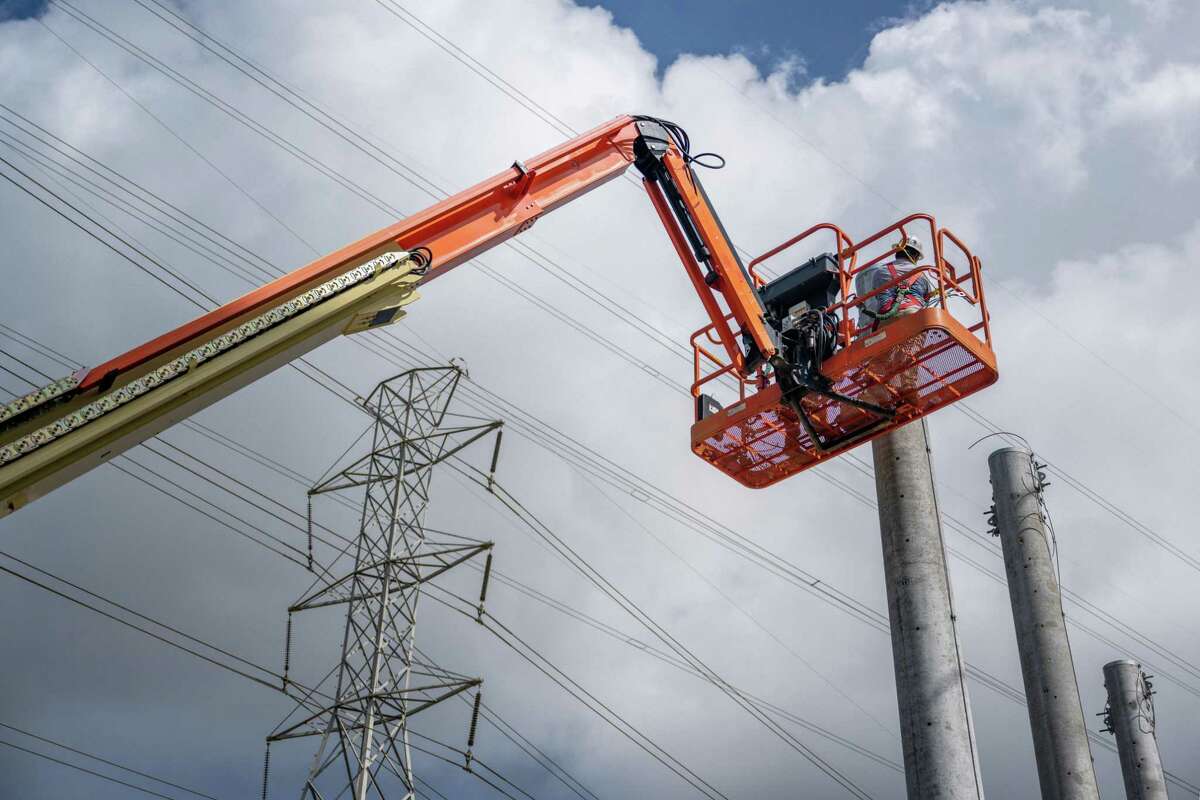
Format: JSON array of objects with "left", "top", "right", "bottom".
[
  {"left": 690, "top": 216, "right": 997, "bottom": 488},
  {"left": 659, "top": 150, "right": 775, "bottom": 362},
  {"left": 79, "top": 115, "right": 643, "bottom": 392},
  {"left": 639, "top": 149, "right": 777, "bottom": 375}
]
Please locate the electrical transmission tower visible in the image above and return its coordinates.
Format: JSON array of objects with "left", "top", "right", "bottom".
[{"left": 267, "top": 365, "right": 502, "bottom": 800}]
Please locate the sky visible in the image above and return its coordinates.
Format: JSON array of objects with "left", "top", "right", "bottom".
[
  {"left": 581, "top": 0, "right": 925, "bottom": 82},
  {"left": 1, "top": 0, "right": 1199, "bottom": 798},
  {"left": 0, "top": 0, "right": 47, "bottom": 23}
]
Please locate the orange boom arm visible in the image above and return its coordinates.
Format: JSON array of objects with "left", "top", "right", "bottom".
[{"left": 0, "top": 115, "right": 778, "bottom": 514}]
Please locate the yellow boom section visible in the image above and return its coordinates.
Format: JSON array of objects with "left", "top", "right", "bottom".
[{"left": 0, "top": 251, "right": 422, "bottom": 517}]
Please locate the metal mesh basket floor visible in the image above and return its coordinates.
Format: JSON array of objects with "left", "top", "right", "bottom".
[{"left": 691, "top": 313, "right": 996, "bottom": 488}]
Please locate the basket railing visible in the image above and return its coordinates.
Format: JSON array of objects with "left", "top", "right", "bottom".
[
  {"left": 690, "top": 214, "right": 992, "bottom": 399},
  {"left": 690, "top": 315, "right": 757, "bottom": 403}
]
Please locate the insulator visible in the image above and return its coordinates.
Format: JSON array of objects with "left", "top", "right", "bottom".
[
  {"left": 486, "top": 430, "right": 503, "bottom": 492},
  {"left": 282, "top": 613, "right": 293, "bottom": 688},
  {"left": 261, "top": 742, "right": 271, "bottom": 800},
  {"left": 467, "top": 690, "right": 482, "bottom": 748},
  {"left": 477, "top": 552, "right": 493, "bottom": 622},
  {"left": 306, "top": 496, "right": 315, "bottom": 573}
]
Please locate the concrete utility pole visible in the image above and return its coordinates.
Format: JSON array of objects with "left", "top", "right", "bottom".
[
  {"left": 1102, "top": 659, "right": 1169, "bottom": 800},
  {"left": 988, "top": 447, "right": 1100, "bottom": 800},
  {"left": 872, "top": 419, "right": 986, "bottom": 799}
]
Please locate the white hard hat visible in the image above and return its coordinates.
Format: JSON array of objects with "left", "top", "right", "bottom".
[{"left": 896, "top": 235, "right": 924, "bottom": 260}]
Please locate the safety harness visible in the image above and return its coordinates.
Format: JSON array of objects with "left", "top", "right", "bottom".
[{"left": 861, "top": 259, "right": 931, "bottom": 331}]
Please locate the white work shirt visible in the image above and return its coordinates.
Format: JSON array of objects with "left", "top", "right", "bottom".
[{"left": 854, "top": 256, "right": 935, "bottom": 331}]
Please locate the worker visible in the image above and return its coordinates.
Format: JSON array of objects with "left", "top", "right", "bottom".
[
  {"left": 854, "top": 235, "right": 936, "bottom": 334},
  {"left": 851, "top": 235, "right": 940, "bottom": 411}
]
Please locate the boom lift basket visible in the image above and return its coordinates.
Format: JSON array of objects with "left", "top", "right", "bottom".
[{"left": 690, "top": 215, "right": 997, "bottom": 488}]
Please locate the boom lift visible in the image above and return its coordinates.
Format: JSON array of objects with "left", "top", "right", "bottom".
[{"left": 0, "top": 115, "right": 996, "bottom": 515}]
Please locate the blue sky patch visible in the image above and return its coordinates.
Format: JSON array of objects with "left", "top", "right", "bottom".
[
  {"left": 584, "top": 0, "right": 925, "bottom": 82},
  {"left": 0, "top": 0, "right": 48, "bottom": 23}
]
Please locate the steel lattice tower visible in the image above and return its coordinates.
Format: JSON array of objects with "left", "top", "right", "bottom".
[{"left": 269, "top": 366, "right": 501, "bottom": 800}]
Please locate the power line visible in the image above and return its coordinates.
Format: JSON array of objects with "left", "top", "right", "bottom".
[
  {"left": 413, "top": 646, "right": 603, "bottom": 800},
  {"left": 439, "top": 459, "right": 876, "bottom": 799},
  {"left": 0, "top": 103, "right": 281, "bottom": 281},
  {"left": 34, "top": 16, "right": 318, "bottom": 254},
  {"left": 9, "top": 32, "right": 1200, "bottom": 800},
  {"left": 0, "top": 548, "right": 285, "bottom": 686},
  {"left": 0, "top": 322, "right": 80, "bottom": 370},
  {"left": 479, "top": 569, "right": 904, "bottom": 772},
  {"left": 368, "top": 0, "right": 576, "bottom": 139},
  {"left": 0, "top": 738, "right": 182, "bottom": 800},
  {"left": 0, "top": 129, "right": 267, "bottom": 288},
  {"left": 0, "top": 557, "right": 283, "bottom": 692},
  {"left": 112, "top": 455, "right": 311, "bottom": 570},
  {"left": 0, "top": 549, "right": 549, "bottom": 800},
  {"left": 426, "top": 586, "right": 733, "bottom": 800},
  {"left": 954, "top": 404, "right": 1200, "bottom": 578},
  {"left": 0, "top": 152, "right": 211, "bottom": 307},
  {"left": 404, "top": 734, "right": 530, "bottom": 800},
  {"left": 0, "top": 358, "right": 39, "bottom": 390},
  {"left": 0, "top": 721, "right": 218, "bottom": 800}
]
